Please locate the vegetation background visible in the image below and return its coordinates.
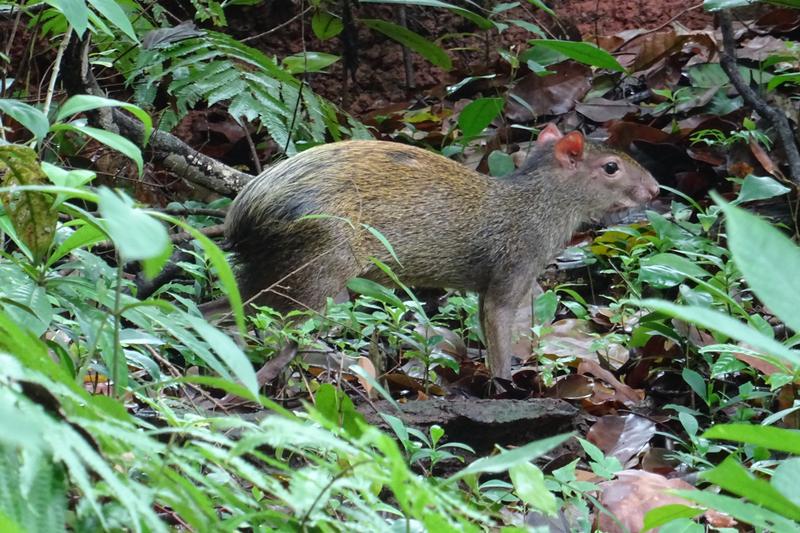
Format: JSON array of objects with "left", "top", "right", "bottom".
[{"left": 0, "top": 0, "right": 799, "bottom": 531}]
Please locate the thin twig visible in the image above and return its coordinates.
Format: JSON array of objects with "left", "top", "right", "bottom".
[
  {"left": 283, "top": 0, "right": 307, "bottom": 154},
  {"left": 42, "top": 24, "right": 72, "bottom": 117},
  {"left": 241, "top": 6, "right": 313, "bottom": 43},
  {"left": 718, "top": 11, "right": 800, "bottom": 183},
  {"left": 241, "top": 122, "right": 262, "bottom": 174}
]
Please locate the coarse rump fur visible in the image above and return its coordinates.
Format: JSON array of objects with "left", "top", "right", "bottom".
[{"left": 224, "top": 139, "right": 637, "bottom": 309}]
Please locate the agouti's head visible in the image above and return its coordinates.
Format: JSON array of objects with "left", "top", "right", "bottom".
[{"left": 533, "top": 123, "right": 659, "bottom": 215}]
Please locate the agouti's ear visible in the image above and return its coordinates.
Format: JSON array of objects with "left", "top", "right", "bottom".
[
  {"left": 553, "top": 131, "right": 585, "bottom": 170},
  {"left": 536, "top": 123, "right": 563, "bottom": 145}
]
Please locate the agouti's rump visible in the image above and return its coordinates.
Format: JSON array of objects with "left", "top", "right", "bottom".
[{"left": 223, "top": 124, "right": 659, "bottom": 378}]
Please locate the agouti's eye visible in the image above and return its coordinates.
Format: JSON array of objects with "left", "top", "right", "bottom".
[{"left": 603, "top": 162, "right": 619, "bottom": 175}]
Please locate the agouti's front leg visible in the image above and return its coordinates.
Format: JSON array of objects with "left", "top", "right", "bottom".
[{"left": 479, "top": 276, "right": 531, "bottom": 379}]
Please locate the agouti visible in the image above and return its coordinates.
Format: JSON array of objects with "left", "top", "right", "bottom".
[{"left": 224, "top": 124, "right": 659, "bottom": 378}]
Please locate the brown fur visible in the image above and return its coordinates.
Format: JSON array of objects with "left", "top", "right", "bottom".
[{"left": 223, "top": 129, "right": 659, "bottom": 378}]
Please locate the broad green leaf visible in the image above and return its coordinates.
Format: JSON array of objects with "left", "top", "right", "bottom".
[
  {"left": 362, "top": 19, "right": 452, "bottom": 70},
  {"left": 530, "top": 39, "right": 625, "bottom": 72},
  {"left": 701, "top": 456, "right": 800, "bottom": 521},
  {"left": 734, "top": 174, "right": 791, "bottom": 204},
  {"left": 87, "top": 0, "right": 137, "bottom": 41},
  {"left": 487, "top": 150, "right": 515, "bottom": 176},
  {"left": 97, "top": 188, "right": 171, "bottom": 277},
  {"left": 533, "top": 290, "right": 557, "bottom": 325},
  {"left": 451, "top": 433, "right": 571, "bottom": 479},
  {"left": 773, "top": 458, "right": 800, "bottom": 507},
  {"left": 718, "top": 194, "right": 800, "bottom": 334},
  {"left": 639, "top": 252, "right": 711, "bottom": 289},
  {"left": 0, "top": 145, "right": 57, "bottom": 265},
  {"left": 636, "top": 299, "right": 800, "bottom": 368},
  {"left": 311, "top": 11, "right": 343, "bottom": 40},
  {"left": 47, "top": 0, "right": 90, "bottom": 36},
  {"left": 682, "top": 368, "right": 707, "bottom": 405},
  {"left": 702, "top": 424, "right": 800, "bottom": 455},
  {"left": 51, "top": 123, "right": 143, "bottom": 176},
  {"left": 509, "top": 462, "right": 557, "bottom": 515},
  {"left": 643, "top": 504, "right": 704, "bottom": 531},
  {"left": 458, "top": 97, "right": 504, "bottom": 139},
  {"left": 0, "top": 99, "right": 49, "bottom": 141},
  {"left": 361, "top": 0, "right": 495, "bottom": 29},
  {"left": 56, "top": 95, "right": 151, "bottom": 143},
  {"left": 282, "top": 52, "right": 340, "bottom": 74}
]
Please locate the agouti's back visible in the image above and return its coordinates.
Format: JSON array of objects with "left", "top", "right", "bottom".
[{"left": 225, "top": 126, "right": 659, "bottom": 378}]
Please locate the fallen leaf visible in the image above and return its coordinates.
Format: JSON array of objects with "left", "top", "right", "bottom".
[
  {"left": 597, "top": 470, "right": 695, "bottom": 533},
  {"left": 587, "top": 414, "right": 656, "bottom": 467}
]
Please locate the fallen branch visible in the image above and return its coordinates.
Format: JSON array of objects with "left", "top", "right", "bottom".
[
  {"left": 718, "top": 11, "right": 800, "bottom": 184},
  {"left": 61, "top": 35, "right": 253, "bottom": 195}
]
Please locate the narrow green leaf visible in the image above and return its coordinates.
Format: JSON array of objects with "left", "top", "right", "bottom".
[
  {"left": 361, "top": 0, "right": 495, "bottom": 29},
  {"left": 151, "top": 212, "right": 247, "bottom": 336},
  {"left": 702, "top": 424, "right": 800, "bottom": 455},
  {"left": 56, "top": 95, "right": 151, "bottom": 144},
  {"left": 767, "top": 72, "right": 800, "bottom": 91},
  {"left": 347, "top": 277, "right": 404, "bottom": 307},
  {"left": 186, "top": 316, "right": 259, "bottom": 398},
  {"left": 0, "top": 100, "right": 49, "bottom": 141},
  {"left": 46, "top": 222, "right": 106, "bottom": 267},
  {"left": 87, "top": 0, "right": 137, "bottom": 41},
  {"left": 702, "top": 456, "right": 800, "bottom": 521},
  {"left": 362, "top": 19, "right": 452, "bottom": 70},
  {"left": 450, "top": 433, "right": 572, "bottom": 480},
  {"left": 530, "top": 39, "right": 625, "bottom": 72},
  {"left": 636, "top": 299, "right": 800, "bottom": 368},
  {"left": 51, "top": 124, "right": 143, "bottom": 176},
  {"left": 674, "top": 489, "right": 800, "bottom": 532},
  {"left": 643, "top": 504, "right": 704, "bottom": 531}
]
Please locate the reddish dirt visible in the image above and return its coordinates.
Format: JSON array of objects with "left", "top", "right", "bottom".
[{"left": 228, "top": 1, "right": 712, "bottom": 116}]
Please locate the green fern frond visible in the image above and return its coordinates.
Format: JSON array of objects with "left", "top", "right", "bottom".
[{"left": 129, "top": 31, "right": 352, "bottom": 154}]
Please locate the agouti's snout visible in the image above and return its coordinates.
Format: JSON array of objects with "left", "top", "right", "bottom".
[{"left": 224, "top": 123, "right": 660, "bottom": 379}]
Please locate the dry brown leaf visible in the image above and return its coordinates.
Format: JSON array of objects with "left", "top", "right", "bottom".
[
  {"left": 539, "top": 319, "right": 629, "bottom": 369},
  {"left": 576, "top": 98, "right": 639, "bottom": 123},
  {"left": 597, "top": 470, "right": 695, "bottom": 533},
  {"left": 641, "top": 447, "right": 681, "bottom": 476},
  {"left": 356, "top": 356, "right": 376, "bottom": 397},
  {"left": 749, "top": 138, "right": 780, "bottom": 177},
  {"left": 578, "top": 360, "right": 644, "bottom": 406},
  {"left": 505, "top": 63, "right": 592, "bottom": 122},
  {"left": 587, "top": 414, "right": 656, "bottom": 467}
]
